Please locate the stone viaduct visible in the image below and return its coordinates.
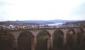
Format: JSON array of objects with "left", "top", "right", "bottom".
[{"left": 0, "top": 27, "right": 85, "bottom": 50}]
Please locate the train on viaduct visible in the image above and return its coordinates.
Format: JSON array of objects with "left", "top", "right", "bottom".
[{"left": 0, "top": 27, "right": 85, "bottom": 50}]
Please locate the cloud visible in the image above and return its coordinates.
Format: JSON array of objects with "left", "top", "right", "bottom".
[
  {"left": 0, "top": 0, "right": 85, "bottom": 21},
  {"left": 70, "top": 1, "right": 85, "bottom": 20},
  {"left": 76, "top": 3, "right": 85, "bottom": 15}
]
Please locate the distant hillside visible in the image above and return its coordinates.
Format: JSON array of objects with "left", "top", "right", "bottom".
[
  {"left": 63, "top": 20, "right": 85, "bottom": 27},
  {"left": 0, "top": 20, "right": 85, "bottom": 26},
  {"left": 0, "top": 20, "right": 69, "bottom": 25}
]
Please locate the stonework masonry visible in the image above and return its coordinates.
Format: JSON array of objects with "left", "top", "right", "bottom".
[{"left": 0, "top": 27, "right": 85, "bottom": 50}]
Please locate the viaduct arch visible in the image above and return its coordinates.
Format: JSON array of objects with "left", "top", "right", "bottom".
[
  {"left": 35, "top": 30, "right": 50, "bottom": 50},
  {"left": 0, "top": 30, "right": 15, "bottom": 50},
  {"left": 53, "top": 29, "right": 64, "bottom": 50},
  {"left": 18, "top": 30, "right": 34, "bottom": 50}
]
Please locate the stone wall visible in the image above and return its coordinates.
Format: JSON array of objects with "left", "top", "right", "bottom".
[{"left": 0, "top": 27, "right": 85, "bottom": 50}]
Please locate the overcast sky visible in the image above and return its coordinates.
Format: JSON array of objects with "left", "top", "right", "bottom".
[{"left": 0, "top": 0, "right": 85, "bottom": 21}]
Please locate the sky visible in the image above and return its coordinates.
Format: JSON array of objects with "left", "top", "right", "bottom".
[{"left": 0, "top": 0, "right": 85, "bottom": 21}]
